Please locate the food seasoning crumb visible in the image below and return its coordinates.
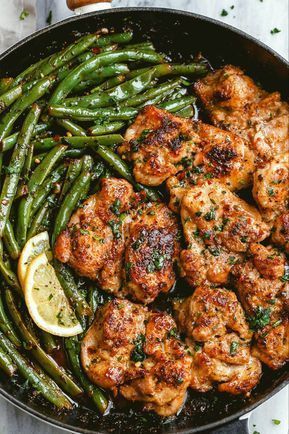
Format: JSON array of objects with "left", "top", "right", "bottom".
[
  {"left": 19, "top": 9, "right": 29, "bottom": 20},
  {"left": 271, "top": 28, "right": 281, "bottom": 35}
]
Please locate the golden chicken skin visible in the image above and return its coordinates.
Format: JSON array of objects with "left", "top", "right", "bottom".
[
  {"left": 253, "top": 152, "right": 289, "bottom": 223},
  {"left": 174, "top": 287, "right": 261, "bottom": 395},
  {"left": 232, "top": 243, "right": 289, "bottom": 369},
  {"left": 54, "top": 178, "right": 134, "bottom": 294},
  {"left": 81, "top": 299, "right": 192, "bottom": 416},
  {"left": 180, "top": 181, "right": 270, "bottom": 287},
  {"left": 195, "top": 65, "right": 289, "bottom": 165},
  {"left": 272, "top": 211, "right": 289, "bottom": 254},
  {"left": 54, "top": 178, "right": 180, "bottom": 304},
  {"left": 123, "top": 202, "right": 180, "bottom": 304},
  {"left": 118, "top": 105, "right": 200, "bottom": 186},
  {"left": 167, "top": 121, "right": 254, "bottom": 212}
]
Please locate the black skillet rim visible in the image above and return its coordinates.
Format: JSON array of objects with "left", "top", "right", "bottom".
[{"left": 0, "top": 6, "right": 288, "bottom": 434}]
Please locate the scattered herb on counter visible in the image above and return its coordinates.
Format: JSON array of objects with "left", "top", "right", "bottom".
[
  {"left": 271, "top": 28, "right": 281, "bottom": 35},
  {"left": 272, "top": 419, "right": 281, "bottom": 425},
  {"left": 221, "top": 9, "right": 229, "bottom": 16},
  {"left": 19, "top": 9, "right": 29, "bottom": 20},
  {"left": 46, "top": 10, "right": 53, "bottom": 25}
]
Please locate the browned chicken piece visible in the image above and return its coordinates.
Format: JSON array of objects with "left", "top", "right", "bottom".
[
  {"left": 174, "top": 287, "right": 261, "bottom": 395},
  {"left": 167, "top": 121, "right": 254, "bottom": 212},
  {"left": 54, "top": 178, "right": 134, "bottom": 295},
  {"left": 253, "top": 152, "right": 289, "bottom": 223},
  {"left": 232, "top": 243, "right": 289, "bottom": 321},
  {"left": 272, "top": 211, "right": 289, "bottom": 253},
  {"left": 232, "top": 243, "right": 289, "bottom": 369},
  {"left": 195, "top": 65, "right": 289, "bottom": 165},
  {"left": 81, "top": 299, "right": 192, "bottom": 416},
  {"left": 123, "top": 202, "right": 180, "bottom": 304},
  {"left": 175, "top": 286, "right": 252, "bottom": 342},
  {"left": 180, "top": 181, "right": 270, "bottom": 287},
  {"left": 119, "top": 105, "right": 200, "bottom": 186},
  {"left": 81, "top": 299, "right": 147, "bottom": 392}
]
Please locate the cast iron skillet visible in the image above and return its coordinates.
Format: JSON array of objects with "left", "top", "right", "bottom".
[{"left": 0, "top": 7, "right": 288, "bottom": 434}]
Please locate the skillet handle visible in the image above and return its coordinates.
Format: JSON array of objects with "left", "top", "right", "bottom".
[
  {"left": 66, "top": 0, "right": 112, "bottom": 13},
  {"left": 203, "top": 418, "right": 249, "bottom": 434}
]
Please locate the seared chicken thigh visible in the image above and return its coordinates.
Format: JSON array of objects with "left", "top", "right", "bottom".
[
  {"left": 54, "top": 178, "right": 134, "bottom": 294},
  {"left": 55, "top": 178, "right": 180, "bottom": 304},
  {"left": 123, "top": 202, "right": 180, "bottom": 304},
  {"left": 167, "top": 121, "right": 254, "bottom": 212},
  {"left": 81, "top": 299, "right": 192, "bottom": 416},
  {"left": 119, "top": 105, "right": 200, "bottom": 186},
  {"left": 180, "top": 181, "right": 270, "bottom": 287},
  {"left": 195, "top": 65, "right": 289, "bottom": 165},
  {"left": 232, "top": 243, "right": 289, "bottom": 369},
  {"left": 174, "top": 287, "right": 261, "bottom": 395},
  {"left": 253, "top": 153, "right": 289, "bottom": 223}
]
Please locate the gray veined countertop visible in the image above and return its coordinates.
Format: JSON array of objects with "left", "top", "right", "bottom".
[{"left": 0, "top": 1, "right": 288, "bottom": 433}]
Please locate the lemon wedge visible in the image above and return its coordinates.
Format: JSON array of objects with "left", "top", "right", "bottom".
[
  {"left": 24, "top": 252, "right": 82, "bottom": 337},
  {"left": 18, "top": 231, "right": 52, "bottom": 289}
]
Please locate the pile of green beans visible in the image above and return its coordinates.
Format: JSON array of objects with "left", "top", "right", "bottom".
[{"left": 0, "top": 29, "right": 208, "bottom": 412}]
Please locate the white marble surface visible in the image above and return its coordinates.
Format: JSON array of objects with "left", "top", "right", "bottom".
[{"left": 0, "top": 1, "right": 288, "bottom": 434}]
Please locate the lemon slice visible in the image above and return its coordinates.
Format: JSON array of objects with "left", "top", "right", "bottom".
[
  {"left": 18, "top": 231, "right": 52, "bottom": 289},
  {"left": 24, "top": 253, "right": 82, "bottom": 337}
]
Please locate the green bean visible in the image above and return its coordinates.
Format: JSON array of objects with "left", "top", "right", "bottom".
[
  {"left": 2, "top": 123, "right": 49, "bottom": 153},
  {"left": 49, "top": 105, "right": 138, "bottom": 121},
  {"left": 0, "top": 78, "right": 14, "bottom": 95},
  {"left": 0, "top": 256, "right": 21, "bottom": 294},
  {"left": 73, "top": 64, "right": 130, "bottom": 94},
  {"left": 54, "top": 260, "right": 92, "bottom": 318},
  {"left": 3, "top": 221, "right": 20, "bottom": 260},
  {"left": 51, "top": 165, "right": 92, "bottom": 246},
  {"left": 57, "top": 119, "right": 86, "bottom": 137},
  {"left": 123, "top": 78, "right": 181, "bottom": 107},
  {"left": 63, "top": 70, "right": 154, "bottom": 109},
  {"left": 0, "top": 76, "right": 53, "bottom": 141},
  {"left": 0, "top": 346, "right": 16, "bottom": 376},
  {"left": 59, "top": 159, "right": 83, "bottom": 202},
  {"left": 5, "top": 289, "right": 83, "bottom": 397},
  {"left": 13, "top": 57, "right": 48, "bottom": 87},
  {"left": 0, "top": 291, "right": 21, "bottom": 347},
  {"left": 175, "top": 104, "right": 195, "bottom": 118},
  {"left": 65, "top": 336, "right": 108, "bottom": 413},
  {"left": 0, "top": 330, "right": 72, "bottom": 409},
  {"left": 88, "top": 121, "right": 125, "bottom": 135},
  {"left": 91, "top": 74, "right": 127, "bottom": 93},
  {"left": 0, "top": 104, "right": 42, "bottom": 236},
  {"left": 30, "top": 165, "right": 66, "bottom": 218},
  {"left": 159, "top": 95, "right": 197, "bottom": 112},
  {"left": 33, "top": 135, "right": 124, "bottom": 152},
  {"left": 93, "top": 144, "right": 160, "bottom": 201},
  {"left": 0, "top": 85, "right": 23, "bottom": 114},
  {"left": 126, "top": 42, "right": 155, "bottom": 51},
  {"left": 40, "top": 331, "right": 59, "bottom": 354},
  {"left": 17, "top": 145, "right": 67, "bottom": 248},
  {"left": 127, "top": 62, "right": 208, "bottom": 80},
  {"left": 27, "top": 196, "right": 55, "bottom": 239},
  {"left": 50, "top": 49, "right": 164, "bottom": 104}
]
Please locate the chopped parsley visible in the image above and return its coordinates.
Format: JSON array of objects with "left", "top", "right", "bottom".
[
  {"left": 271, "top": 27, "right": 281, "bottom": 35},
  {"left": 167, "top": 328, "right": 179, "bottom": 339},
  {"left": 230, "top": 341, "right": 239, "bottom": 355},
  {"left": 20, "top": 9, "right": 29, "bottom": 20},
  {"left": 125, "top": 262, "right": 132, "bottom": 280},
  {"left": 280, "top": 272, "right": 289, "bottom": 282},
  {"left": 272, "top": 419, "right": 281, "bottom": 425},
  {"left": 108, "top": 219, "right": 122, "bottom": 239},
  {"left": 248, "top": 307, "right": 271, "bottom": 330},
  {"left": 147, "top": 250, "right": 167, "bottom": 273},
  {"left": 131, "top": 334, "right": 146, "bottom": 362},
  {"left": 221, "top": 9, "right": 229, "bottom": 16},
  {"left": 110, "top": 198, "right": 121, "bottom": 215},
  {"left": 267, "top": 187, "right": 275, "bottom": 196},
  {"left": 46, "top": 10, "right": 53, "bottom": 25},
  {"left": 204, "top": 208, "right": 216, "bottom": 221}
]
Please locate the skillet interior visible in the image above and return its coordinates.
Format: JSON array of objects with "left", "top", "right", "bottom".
[{"left": 0, "top": 8, "right": 288, "bottom": 434}]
